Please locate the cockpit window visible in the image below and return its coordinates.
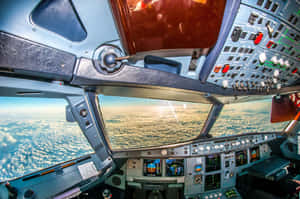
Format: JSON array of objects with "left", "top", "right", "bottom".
[
  {"left": 98, "top": 95, "right": 212, "bottom": 150},
  {"left": 0, "top": 97, "right": 93, "bottom": 181},
  {"left": 210, "top": 99, "right": 289, "bottom": 137}
]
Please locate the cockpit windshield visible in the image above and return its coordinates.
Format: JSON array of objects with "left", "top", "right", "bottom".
[
  {"left": 98, "top": 95, "right": 212, "bottom": 150},
  {"left": 210, "top": 98, "right": 289, "bottom": 137},
  {"left": 0, "top": 97, "right": 93, "bottom": 181}
]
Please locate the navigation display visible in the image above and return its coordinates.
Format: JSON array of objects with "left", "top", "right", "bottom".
[
  {"left": 250, "top": 147, "right": 260, "bottom": 162},
  {"left": 143, "top": 159, "right": 162, "bottom": 176},
  {"left": 205, "top": 155, "right": 221, "bottom": 172},
  {"left": 236, "top": 150, "right": 248, "bottom": 166},
  {"left": 166, "top": 159, "right": 184, "bottom": 177},
  {"left": 205, "top": 174, "right": 221, "bottom": 191}
]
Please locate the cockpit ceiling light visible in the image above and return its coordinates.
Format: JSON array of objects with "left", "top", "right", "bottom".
[{"left": 109, "top": 0, "right": 226, "bottom": 56}]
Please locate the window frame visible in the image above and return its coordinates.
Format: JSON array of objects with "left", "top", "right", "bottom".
[{"left": 93, "top": 94, "right": 216, "bottom": 152}]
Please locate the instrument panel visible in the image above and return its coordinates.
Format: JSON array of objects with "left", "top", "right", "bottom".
[
  {"left": 206, "top": 0, "right": 300, "bottom": 92},
  {"left": 122, "top": 133, "right": 276, "bottom": 199}
]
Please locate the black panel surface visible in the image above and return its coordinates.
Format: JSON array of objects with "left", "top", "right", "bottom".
[
  {"left": 0, "top": 32, "right": 76, "bottom": 81},
  {"left": 31, "top": 0, "right": 87, "bottom": 41}
]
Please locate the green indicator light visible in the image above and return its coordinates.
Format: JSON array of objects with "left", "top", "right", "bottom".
[
  {"left": 297, "top": 10, "right": 300, "bottom": 16},
  {"left": 265, "top": 61, "right": 273, "bottom": 64},
  {"left": 278, "top": 38, "right": 292, "bottom": 48},
  {"left": 284, "top": 36, "right": 296, "bottom": 43},
  {"left": 263, "top": 62, "right": 286, "bottom": 71}
]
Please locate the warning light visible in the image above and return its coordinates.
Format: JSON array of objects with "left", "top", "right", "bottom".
[
  {"left": 254, "top": 32, "right": 263, "bottom": 45},
  {"left": 222, "top": 64, "right": 230, "bottom": 73},
  {"left": 292, "top": 68, "right": 298, "bottom": 74},
  {"left": 214, "top": 66, "right": 222, "bottom": 73},
  {"left": 266, "top": 41, "right": 274, "bottom": 48}
]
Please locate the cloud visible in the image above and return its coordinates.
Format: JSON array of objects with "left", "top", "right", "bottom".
[{"left": 0, "top": 131, "right": 17, "bottom": 145}]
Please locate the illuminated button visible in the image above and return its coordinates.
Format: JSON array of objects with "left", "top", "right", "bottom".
[
  {"left": 266, "top": 41, "right": 274, "bottom": 48},
  {"left": 215, "top": 145, "right": 219, "bottom": 149},
  {"left": 236, "top": 141, "right": 240, "bottom": 145},
  {"left": 291, "top": 94, "right": 296, "bottom": 102},
  {"left": 273, "top": 78, "right": 278, "bottom": 84},
  {"left": 222, "top": 80, "right": 229, "bottom": 88},
  {"left": 271, "top": 56, "right": 278, "bottom": 64},
  {"left": 259, "top": 53, "right": 267, "bottom": 64},
  {"left": 199, "top": 146, "right": 204, "bottom": 151},
  {"left": 284, "top": 60, "right": 290, "bottom": 68},
  {"left": 265, "top": 135, "right": 268, "bottom": 140},
  {"left": 261, "top": 81, "right": 265, "bottom": 87},
  {"left": 205, "top": 196, "right": 208, "bottom": 199},
  {"left": 206, "top": 146, "right": 211, "bottom": 151},
  {"left": 246, "top": 139, "right": 250, "bottom": 143},
  {"left": 278, "top": 58, "right": 284, "bottom": 66},
  {"left": 254, "top": 32, "right": 263, "bottom": 45},
  {"left": 241, "top": 141, "right": 245, "bottom": 144},
  {"left": 222, "top": 64, "right": 230, "bottom": 73},
  {"left": 214, "top": 194, "right": 218, "bottom": 197},
  {"left": 209, "top": 194, "right": 213, "bottom": 198},
  {"left": 219, "top": 193, "right": 222, "bottom": 196},
  {"left": 220, "top": 144, "right": 224, "bottom": 148},
  {"left": 214, "top": 66, "right": 222, "bottom": 73},
  {"left": 277, "top": 84, "right": 281, "bottom": 90},
  {"left": 292, "top": 68, "right": 298, "bottom": 74},
  {"left": 193, "top": 149, "right": 198, "bottom": 153},
  {"left": 273, "top": 69, "right": 279, "bottom": 77}
]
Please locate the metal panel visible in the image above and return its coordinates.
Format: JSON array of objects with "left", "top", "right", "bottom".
[
  {"left": 0, "top": 32, "right": 76, "bottom": 80},
  {"left": 0, "top": 0, "right": 119, "bottom": 58}
]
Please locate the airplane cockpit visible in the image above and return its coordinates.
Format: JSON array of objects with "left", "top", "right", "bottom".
[{"left": 0, "top": 0, "right": 300, "bottom": 199}]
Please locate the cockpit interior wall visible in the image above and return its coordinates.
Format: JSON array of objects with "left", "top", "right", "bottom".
[{"left": 0, "top": 0, "right": 300, "bottom": 199}]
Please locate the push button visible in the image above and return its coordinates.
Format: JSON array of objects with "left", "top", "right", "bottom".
[
  {"left": 254, "top": 32, "right": 263, "bottom": 45},
  {"left": 292, "top": 68, "right": 298, "bottom": 74},
  {"left": 266, "top": 41, "right": 274, "bottom": 48},
  {"left": 259, "top": 53, "right": 267, "bottom": 64},
  {"left": 214, "top": 66, "right": 222, "bottom": 73},
  {"left": 222, "top": 64, "right": 230, "bottom": 73}
]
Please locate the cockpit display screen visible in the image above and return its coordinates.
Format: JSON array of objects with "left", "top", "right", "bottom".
[
  {"left": 166, "top": 159, "right": 184, "bottom": 177},
  {"left": 236, "top": 150, "right": 248, "bottom": 166},
  {"left": 205, "top": 174, "right": 221, "bottom": 191},
  {"left": 143, "top": 159, "right": 162, "bottom": 176},
  {"left": 250, "top": 147, "right": 260, "bottom": 162},
  {"left": 205, "top": 154, "right": 221, "bottom": 172}
]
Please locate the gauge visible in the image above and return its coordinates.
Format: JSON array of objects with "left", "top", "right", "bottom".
[{"left": 194, "top": 175, "right": 202, "bottom": 184}]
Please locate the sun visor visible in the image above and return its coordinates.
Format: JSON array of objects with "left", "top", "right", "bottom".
[
  {"left": 271, "top": 95, "right": 298, "bottom": 123},
  {"left": 109, "top": 0, "right": 226, "bottom": 57}
]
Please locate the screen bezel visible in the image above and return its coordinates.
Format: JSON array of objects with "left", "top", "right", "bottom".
[
  {"left": 165, "top": 159, "right": 185, "bottom": 177},
  {"left": 204, "top": 173, "right": 221, "bottom": 191},
  {"left": 143, "top": 159, "right": 162, "bottom": 177},
  {"left": 235, "top": 150, "right": 248, "bottom": 166},
  {"left": 205, "top": 154, "right": 221, "bottom": 172}
]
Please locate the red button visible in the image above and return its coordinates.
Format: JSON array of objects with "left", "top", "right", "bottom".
[
  {"left": 214, "top": 66, "right": 222, "bottom": 73},
  {"left": 292, "top": 68, "right": 298, "bottom": 74},
  {"left": 266, "top": 41, "right": 274, "bottom": 48},
  {"left": 254, "top": 32, "right": 263, "bottom": 45},
  {"left": 222, "top": 64, "right": 230, "bottom": 73}
]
